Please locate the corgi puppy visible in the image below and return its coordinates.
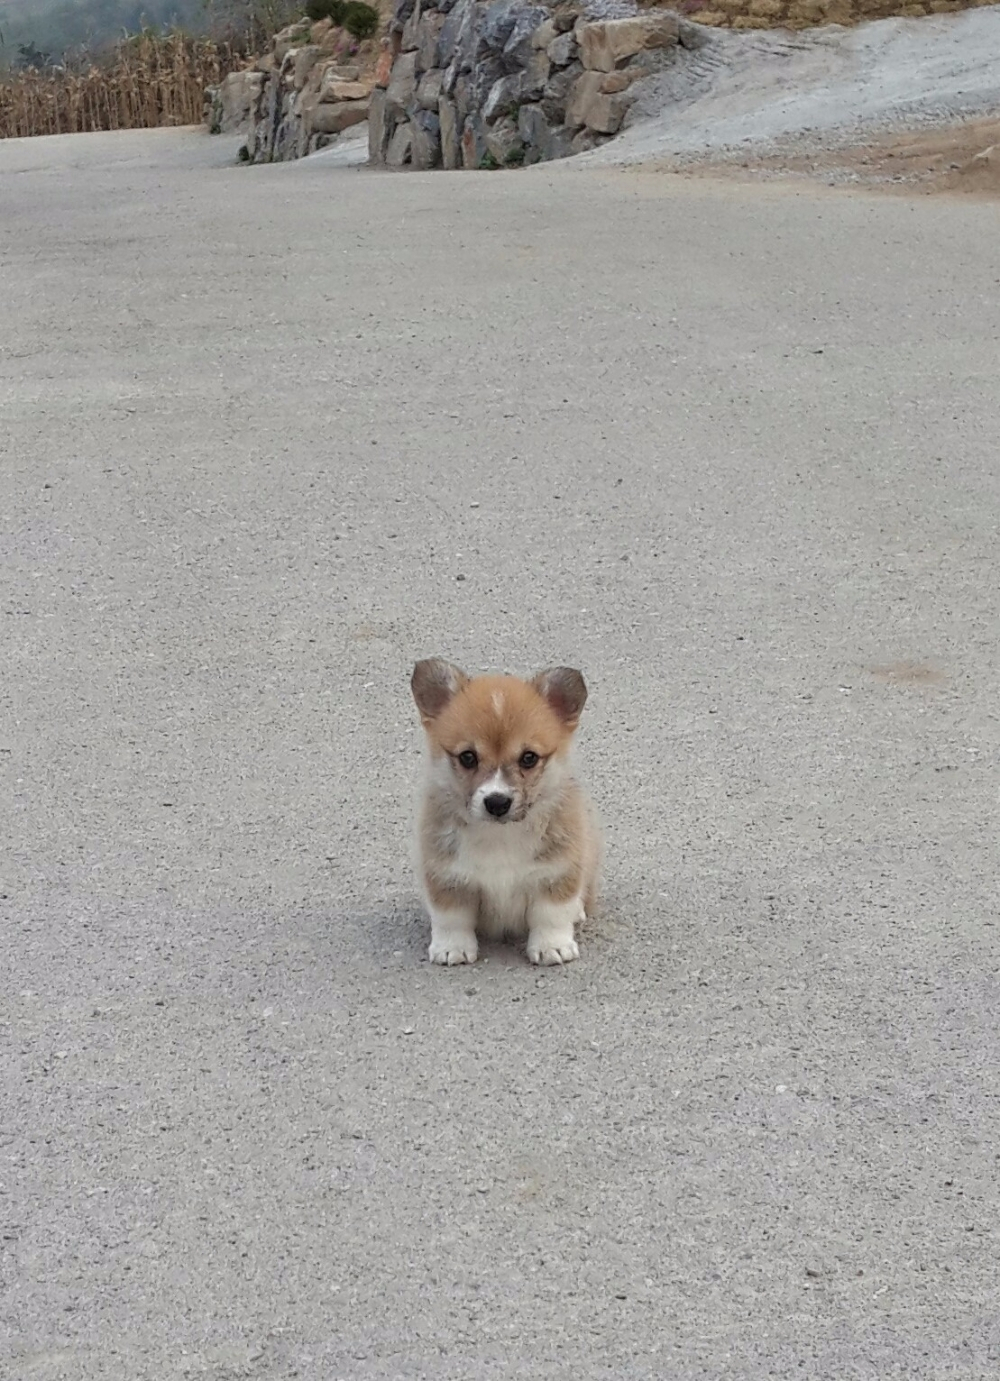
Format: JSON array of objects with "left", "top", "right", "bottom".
[{"left": 410, "top": 659, "right": 600, "bottom": 966}]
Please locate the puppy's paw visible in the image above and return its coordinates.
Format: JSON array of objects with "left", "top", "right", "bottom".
[
  {"left": 527, "top": 936, "right": 580, "bottom": 966},
  {"left": 429, "top": 937, "right": 479, "bottom": 966}
]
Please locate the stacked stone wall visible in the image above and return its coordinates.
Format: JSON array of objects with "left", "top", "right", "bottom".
[
  {"left": 369, "top": 3, "right": 699, "bottom": 170},
  {"left": 208, "top": 0, "right": 1000, "bottom": 163},
  {"left": 208, "top": 16, "right": 380, "bottom": 162}
]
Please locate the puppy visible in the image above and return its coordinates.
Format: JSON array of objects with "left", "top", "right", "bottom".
[{"left": 410, "top": 659, "right": 600, "bottom": 966}]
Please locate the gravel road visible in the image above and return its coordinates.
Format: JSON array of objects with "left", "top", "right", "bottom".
[{"left": 3, "top": 128, "right": 999, "bottom": 1380}]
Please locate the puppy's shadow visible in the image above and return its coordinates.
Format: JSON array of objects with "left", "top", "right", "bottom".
[
  {"left": 582, "top": 897, "right": 627, "bottom": 945},
  {"left": 292, "top": 899, "right": 426, "bottom": 970},
  {"left": 311, "top": 896, "right": 626, "bottom": 972},
  {"left": 360, "top": 902, "right": 428, "bottom": 965}
]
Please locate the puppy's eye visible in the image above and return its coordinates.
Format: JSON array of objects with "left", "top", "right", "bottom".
[
  {"left": 457, "top": 750, "right": 478, "bottom": 770},
  {"left": 519, "top": 751, "right": 540, "bottom": 770}
]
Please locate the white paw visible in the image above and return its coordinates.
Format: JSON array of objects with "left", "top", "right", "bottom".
[
  {"left": 429, "top": 937, "right": 479, "bottom": 966},
  {"left": 527, "top": 936, "right": 580, "bottom": 966}
]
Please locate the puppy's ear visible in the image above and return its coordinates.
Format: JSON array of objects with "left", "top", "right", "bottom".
[
  {"left": 411, "top": 659, "right": 468, "bottom": 723},
  {"left": 533, "top": 667, "right": 588, "bottom": 729}
]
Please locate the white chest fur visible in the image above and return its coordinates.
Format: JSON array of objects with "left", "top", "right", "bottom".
[{"left": 450, "top": 819, "right": 551, "bottom": 934}]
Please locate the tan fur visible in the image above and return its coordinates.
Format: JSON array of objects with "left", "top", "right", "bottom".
[{"left": 411, "top": 660, "right": 601, "bottom": 966}]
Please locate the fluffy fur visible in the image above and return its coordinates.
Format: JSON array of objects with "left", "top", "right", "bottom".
[{"left": 411, "top": 659, "right": 600, "bottom": 966}]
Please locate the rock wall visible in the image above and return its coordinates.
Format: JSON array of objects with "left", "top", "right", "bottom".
[
  {"left": 205, "top": 70, "right": 266, "bottom": 135},
  {"left": 369, "top": 2, "right": 700, "bottom": 169},
  {"left": 212, "top": 16, "right": 382, "bottom": 162},
  {"left": 209, "top": 0, "right": 1000, "bottom": 162}
]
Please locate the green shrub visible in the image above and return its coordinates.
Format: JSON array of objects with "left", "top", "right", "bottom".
[
  {"left": 305, "top": 0, "right": 346, "bottom": 22},
  {"left": 303, "top": 0, "right": 378, "bottom": 38},
  {"left": 342, "top": 2, "right": 379, "bottom": 39}
]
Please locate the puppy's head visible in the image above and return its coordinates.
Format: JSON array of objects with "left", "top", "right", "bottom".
[{"left": 411, "top": 660, "right": 587, "bottom": 824}]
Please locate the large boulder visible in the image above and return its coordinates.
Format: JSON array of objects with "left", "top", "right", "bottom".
[
  {"left": 385, "top": 50, "right": 419, "bottom": 120},
  {"left": 320, "top": 76, "right": 374, "bottom": 102},
  {"left": 417, "top": 68, "right": 445, "bottom": 109},
  {"left": 292, "top": 45, "right": 324, "bottom": 89},
  {"left": 576, "top": 14, "right": 679, "bottom": 72},
  {"left": 417, "top": 13, "right": 446, "bottom": 71},
  {"left": 461, "top": 113, "right": 487, "bottom": 168},
  {"left": 564, "top": 69, "right": 633, "bottom": 134},
  {"left": 484, "top": 113, "right": 523, "bottom": 164},
  {"left": 483, "top": 73, "right": 522, "bottom": 124},
  {"left": 368, "top": 88, "right": 392, "bottom": 162},
  {"left": 273, "top": 21, "right": 311, "bottom": 61},
  {"left": 208, "top": 70, "right": 265, "bottom": 134},
  {"left": 306, "top": 98, "right": 371, "bottom": 135},
  {"left": 547, "top": 32, "right": 577, "bottom": 66},
  {"left": 386, "top": 122, "right": 414, "bottom": 166},
  {"left": 411, "top": 109, "right": 443, "bottom": 167},
  {"left": 439, "top": 95, "right": 461, "bottom": 168},
  {"left": 501, "top": 6, "right": 549, "bottom": 70},
  {"left": 540, "top": 60, "right": 581, "bottom": 122}
]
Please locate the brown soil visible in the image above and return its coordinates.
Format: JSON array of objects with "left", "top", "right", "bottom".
[{"left": 670, "top": 116, "right": 1000, "bottom": 198}]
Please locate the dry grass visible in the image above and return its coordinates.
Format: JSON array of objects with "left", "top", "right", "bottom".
[{"left": 0, "top": 31, "right": 245, "bottom": 140}]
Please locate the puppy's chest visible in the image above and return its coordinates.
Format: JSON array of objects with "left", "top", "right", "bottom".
[{"left": 451, "top": 823, "right": 546, "bottom": 900}]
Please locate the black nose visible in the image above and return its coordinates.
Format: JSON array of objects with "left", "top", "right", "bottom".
[{"left": 484, "top": 792, "right": 512, "bottom": 818}]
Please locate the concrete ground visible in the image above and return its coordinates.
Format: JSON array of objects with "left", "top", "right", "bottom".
[{"left": 2, "top": 128, "right": 998, "bottom": 1381}]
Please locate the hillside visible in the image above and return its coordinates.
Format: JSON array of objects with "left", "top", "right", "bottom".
[{"left": 0, "top": 0, "right": 299, "bottom": 67}]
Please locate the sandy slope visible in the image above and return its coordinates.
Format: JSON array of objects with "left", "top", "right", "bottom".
[{"left": 576, "top": 7, "right": 1000, "bottom": 190}]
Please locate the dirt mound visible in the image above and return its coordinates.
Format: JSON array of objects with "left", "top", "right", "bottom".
[
  {"left": 676, "top": 117, "right": 1000, "bottom": 198},
  {"left": 578, "top": 7, "right": 1000, "bottom": 196},
  {"left": 938, "top": 141, "right": 1000, "bottom": 196}
]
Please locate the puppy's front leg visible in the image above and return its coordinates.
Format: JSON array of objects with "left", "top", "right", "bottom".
[
  {"left": 526, "top": 892, "right": 582, "bottom": 966},
  {"left": 428, "top": 905, "right": 479, "bottom": 965},
  {"left": 424, "top": 878, "right": 480, "bottom": 967}
]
